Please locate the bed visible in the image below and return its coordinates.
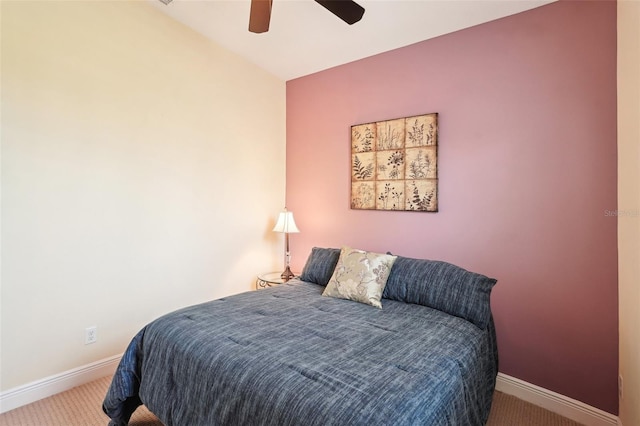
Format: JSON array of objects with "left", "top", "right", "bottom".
[{"left": 103, "top": 247, "right": 498, "bottom": 426}]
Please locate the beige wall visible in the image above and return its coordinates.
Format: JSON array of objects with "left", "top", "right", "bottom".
[
  {"left": 0, "top": 1, "right": 285, "bottom": 391},
  {"left": 618, "top": 0, "right": 640, "bottom": 425}
]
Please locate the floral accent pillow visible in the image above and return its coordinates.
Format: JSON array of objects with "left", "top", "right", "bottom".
[{"left": 322, "top": 247, "right": 397, "bottom": 308}]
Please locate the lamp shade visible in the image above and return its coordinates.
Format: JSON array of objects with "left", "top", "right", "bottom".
[{"left": 272, "top": 210, "right": 300, "bottom": 234}]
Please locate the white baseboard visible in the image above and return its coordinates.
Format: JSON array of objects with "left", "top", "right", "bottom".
[
  {"left": 0, "top": 360, "right": 621, "bottom": 426},
  {"left": 496, "top": 372, "right": 619, "bottom": 426},
  {"left": 0, "top": 354, "right": 122, "bottom": 414}
]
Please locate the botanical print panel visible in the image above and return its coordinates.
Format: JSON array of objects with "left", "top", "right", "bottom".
[
  {"left": 352, "top": 123, "right": 376, "bottom": 153},
  {"left": 375, "top": 150, "right": 404, "bottom": 181},
  {"left": 351, "top": 152, "right": 375, "bottom": 181},
  {"left": 376, "top": 181, "right": 405, "bottom": 210},
  {"left": 405, "top": 114, "right": 437, "bottom": 148},
  {"left": 351, "top": 113, "right": 438, "bottom": 212},
  {"left": 405, "top": 179, "right": 438, "bottom": 211},
  {"left": 376, "top": 118, "right": 405, "bottom": 150},
  {"left": 405, "top": 146, "right": 437, "bottom": 180},
  {"left": 351, "top": 182, "right": 376, "bottom": 210}
]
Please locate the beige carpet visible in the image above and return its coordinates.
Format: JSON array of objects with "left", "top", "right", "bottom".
[{"left": 0, "top": 375, "right": 584, "bottom": 425}]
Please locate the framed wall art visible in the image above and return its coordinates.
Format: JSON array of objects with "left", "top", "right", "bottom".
[{"left": 351, "top": 113, "right": 438, "bottom": 212}]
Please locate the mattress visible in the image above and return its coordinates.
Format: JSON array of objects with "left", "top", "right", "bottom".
[{"left": 104, "top": 279, "right": 498, "bottom": 425}]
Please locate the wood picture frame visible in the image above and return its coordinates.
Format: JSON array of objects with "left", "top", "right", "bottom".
[{"left": 351, "top": 113, "right": 438, "bottom": 212}]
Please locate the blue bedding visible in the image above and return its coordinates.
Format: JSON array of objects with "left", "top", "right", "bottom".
[{"left": 103, "top": 280, "right": 498, "bottom": 425}]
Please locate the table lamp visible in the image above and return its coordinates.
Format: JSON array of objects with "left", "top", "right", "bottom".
[{"left": 273, "top": 208, "right": 300, "bottom": 281}]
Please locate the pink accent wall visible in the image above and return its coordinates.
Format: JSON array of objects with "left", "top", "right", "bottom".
[{"left": 286, "top": 0, "right": 618, "bottom": 415}]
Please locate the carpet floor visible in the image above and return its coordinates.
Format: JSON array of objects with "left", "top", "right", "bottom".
[{"left": 0, "top": 375, "right": 584, "bottom": 425}]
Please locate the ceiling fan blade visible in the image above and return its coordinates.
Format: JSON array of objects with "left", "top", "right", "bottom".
[
  {"left": 314, "top": 0, "right": 365, "bottom": 25},
  {"left": 249, "top": 0, "right": 273, "bottom": 33}
]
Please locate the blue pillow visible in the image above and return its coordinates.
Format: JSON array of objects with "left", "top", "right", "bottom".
[
  {"left": 383, "top": 256, "right": 497, "bottom": 329},
  {"left": 299, "top": 247, "right": 341, "bottom": 286}
]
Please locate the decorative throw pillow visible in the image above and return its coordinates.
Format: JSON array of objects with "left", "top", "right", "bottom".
[
  {"left": 299, "top": 247, "right": 341, "bottom": 286},
  {"left": 323, "top": 247, "right": 397, "bottom": 308},
  {"left": 382, "top": 255, "right": 497, "bottom": 329}
]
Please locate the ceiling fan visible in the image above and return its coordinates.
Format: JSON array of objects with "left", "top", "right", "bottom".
[
  {"left": 249, "top": 0, "right": 365, "bottom": 33},
  {"left": 158, "top": 0, "right": 365, "bottom": 34}
]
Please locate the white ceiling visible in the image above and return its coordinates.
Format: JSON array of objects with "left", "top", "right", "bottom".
[{"left": 149, "top": 0, "right": 555, "bottom": 81}]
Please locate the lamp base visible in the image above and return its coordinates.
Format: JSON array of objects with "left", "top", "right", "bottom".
[{"left": 280, "top": 266, "right": 295, "bottom": 282}]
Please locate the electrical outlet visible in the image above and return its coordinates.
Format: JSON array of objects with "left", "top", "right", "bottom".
[
  {"left": 618, "top": 374, "right": 623, "bottom": 399},
  {"left": 85, "top": 326, "right": 97, "bottom": 345}
]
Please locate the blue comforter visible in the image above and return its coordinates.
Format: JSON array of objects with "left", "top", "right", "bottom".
[{"left": 103, "top": 280, "right": 498, "bottom": 425}]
